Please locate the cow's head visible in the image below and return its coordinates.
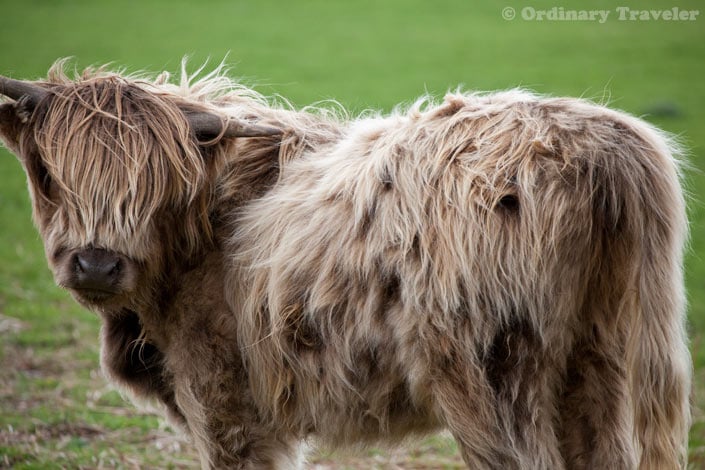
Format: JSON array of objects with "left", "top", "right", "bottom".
[{"left": 0, "top": 68, "right": 281, "bottom": 312}]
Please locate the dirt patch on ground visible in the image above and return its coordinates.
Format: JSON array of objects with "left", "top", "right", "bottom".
[{"left": 0, "top": 314, "right": 25, "bottom": 335}]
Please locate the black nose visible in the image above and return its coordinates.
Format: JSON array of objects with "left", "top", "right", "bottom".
[{"left": 73, "top": 249, "right": 122, "bottom": 293}]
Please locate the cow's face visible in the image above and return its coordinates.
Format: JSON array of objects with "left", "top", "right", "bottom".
[
  {"left": 0, "top": 77, "right": 212, "bottom": 311},
  {"left": 2, "top": 148, "right": 147, "bottom": 311},
  {"left": 21, "top": 131, "right": 201, "bottom": 311},
  {"left": 0, "top": 69, "right": 280, "bottom": 312}
]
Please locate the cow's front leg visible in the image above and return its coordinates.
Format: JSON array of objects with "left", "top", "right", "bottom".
[
  {"left": 170, "top": 350, "right": 302, "bottom": 469},
  {"left": 173, "top": 375, "right": 303, "bottom": 469}
]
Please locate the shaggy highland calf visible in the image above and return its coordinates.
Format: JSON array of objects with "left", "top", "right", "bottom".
[{"left": 0, "top": 63, "right": 691, "bottom": 469}]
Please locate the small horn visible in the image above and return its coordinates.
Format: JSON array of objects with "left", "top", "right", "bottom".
[
  {"left": 0, "top": 76, "right": 48, "bottom": 107},
  {"left": 186, "top": 112, "right": 282, "bottom": 138}
]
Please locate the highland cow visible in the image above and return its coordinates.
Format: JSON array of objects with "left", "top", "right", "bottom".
[{"left": 0, "top": 62, "right": 692, "bottom": 469}]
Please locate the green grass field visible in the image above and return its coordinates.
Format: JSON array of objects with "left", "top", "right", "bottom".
[{"left": 1, "top": 0, "right": 703, "bottom": 467}]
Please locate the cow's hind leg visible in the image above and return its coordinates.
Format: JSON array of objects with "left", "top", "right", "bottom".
[
  {"left": 559, "top": 332, "right": 638, "bottom": 470},
  {"left": 428, "top": 319, "right": 565, "bottom": 469},
  {"left": 432, "top": 368, "right": 513, "bottom": 468}
]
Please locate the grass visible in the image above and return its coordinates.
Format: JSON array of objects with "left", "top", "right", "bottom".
[{"left": 0, "top": 0, "right": 704, "bottom": 467}]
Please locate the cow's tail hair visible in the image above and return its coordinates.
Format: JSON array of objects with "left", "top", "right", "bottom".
[{"left": 600, "top": 115, "right": 691, "bottom": 469}]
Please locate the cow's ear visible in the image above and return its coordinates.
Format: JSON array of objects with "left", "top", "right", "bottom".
[
  {"left": 0, "top": 99, "right": 33, "bottom": 156},
  {"left": 0, "top": 76, "right": 48, "bottom": 155}
]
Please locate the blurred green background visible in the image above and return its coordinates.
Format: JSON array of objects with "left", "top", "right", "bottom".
[{"left": 1, "top": 0, "right": 703, "bottom": 467}]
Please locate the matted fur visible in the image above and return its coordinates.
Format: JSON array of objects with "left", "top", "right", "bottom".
[{"left": 0, "top": 62, "right": 691, "bottom": 469}]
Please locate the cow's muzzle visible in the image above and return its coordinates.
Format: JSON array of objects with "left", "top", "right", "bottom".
[{"left": 69, "top": 248, "right": 124, "bottom": 301}]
